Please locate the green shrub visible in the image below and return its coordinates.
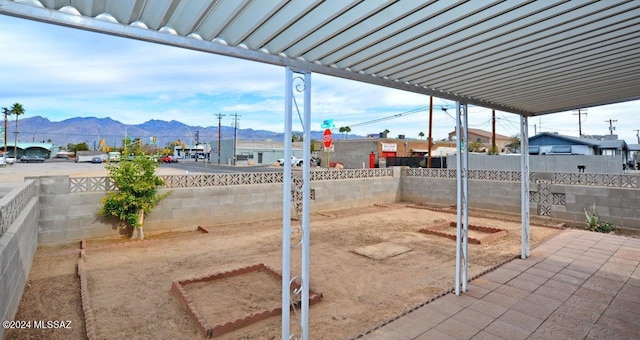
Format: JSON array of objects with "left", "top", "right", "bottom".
[
  {"left": 585, "top": 204, "right": 616, "bottom": 233},
  {"left": 100, "top": 154, "right": 170, "bottom": 238}
]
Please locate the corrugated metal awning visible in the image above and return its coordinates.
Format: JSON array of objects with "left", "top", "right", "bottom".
[{"left": 1, "top": 0, "right": 639, "bottom": 116}]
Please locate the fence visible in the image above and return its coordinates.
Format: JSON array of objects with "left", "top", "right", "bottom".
[
  {"left": 0, "top": 180, "right": 37, "bottom": 238},
  {"left": 68, "top": 168, "right": 394, "bottom": 192},
  {"left": 404, "top": 168, "right": 640, "bottom": 228}
]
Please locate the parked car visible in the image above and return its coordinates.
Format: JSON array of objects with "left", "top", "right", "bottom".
[
  {"left": 0, "top": 152, "right": 15, "bottom": 165},
  {"left": 277, "top": 156, "right": 317, "bottom": 167},
  {"left": 20, "top": 155, "right": 46, "bottom": 163},
  {"left": 296, "top": 158, "right": 318, "bottom": 167},
  {"left": 91, "top": 156, "right": 103, "bottom": 164},
  {"left": 160, "top": 155, "right": 178, "bottom": 163},
  {"left": 277, "top": 156, "right": 304, "bottom": 166}
]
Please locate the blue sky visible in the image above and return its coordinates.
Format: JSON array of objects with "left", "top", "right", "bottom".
[{"left": 1, "top": 14, "right": 639, "bottom": 144}]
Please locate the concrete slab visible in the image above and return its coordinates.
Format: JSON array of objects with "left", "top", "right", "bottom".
[{"left": 356, "top": 229, "right": 640, "bottom": 340}]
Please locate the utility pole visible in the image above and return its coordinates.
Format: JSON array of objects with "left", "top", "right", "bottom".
[
  {"left": 605, "top": 119, "right": 617, "bottom": 135},
  {"left": 2, "top": 107, "right": 8, "bottom": 155},
  {"left": 491, "top": 109, "right": 496, "bottom": 153},
  {"left": 427, "top": 96, "right": 433, "bottom": 168},
  {"left": 215, "top": 113, "right": 225, "bottom": 164},
  {"left": 232, "top": 113, "right": 241, "bottom": 165},
  {"left": 573, "top": 108, "right": 587, "bottom": 137},
  {"left": 634, "top": 129, "right": 640, "bottom": 144}
]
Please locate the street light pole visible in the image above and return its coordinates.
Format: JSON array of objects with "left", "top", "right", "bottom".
[
  {"left": 2, "top": 108, "right": 8, "bottom": 156},
  {"left": 124, "top": 126, "right": 128, "bottom": 156}
]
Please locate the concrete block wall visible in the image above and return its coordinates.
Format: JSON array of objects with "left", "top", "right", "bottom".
[
  {"left": 35, "top": 169, "right": 640, "bottom": 245},
  {"left": 0, "top": 184, "right": 39, "bottom": 339},
  {"left": 447, "top": 154, "right": 623, "bottom": 174},
  {"left": 402, "top": 176, "right": 456, "bottom": 207},
  {"left": 551, "top": 185, "right": 640, "bottom": 229},
  {"left": 38, "top": 176, "right": 114, "bottom": 244},
  {"left": 37, "top": 176, "right": 286, "bottom": 244},
  {"left": 37, "top": 170, "right": 401, "bottom": 244},
  {"left": 311, "top": 174, "right": 400, "bottom": 211},
  {"left": 401, "top": 175, "right": 523, "bottom": 214},
  {"left": 147, "top": 184, "right": 284, "bottom": 230},
  {"left": 402, "top": 171, "right": 640, "bottom": 230}
]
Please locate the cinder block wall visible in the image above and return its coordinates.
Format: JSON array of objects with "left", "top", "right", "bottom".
[
  {"left": 401, "top": 176, "right": 523, "bottom": 214},
  {"left": 0, "top": 183, "right": 39, "bottom": 339},
  {"left": 402, "top": 172, "right": 640, "bottom": 229},
  {"left": 35, "top": 169, "right": 640, "bottom": 245},
  {"left": 447, "top": 154, "right": 623, "bottom": 174},
  {"left": 401, "top": 176, "right": 456, "bottom": 207},
  {"left": 311, "top": 174, "right": 401, "bottom": 211},
  {"left": 38, "top": 178, "right": 286, "bottom": 244},
  {"left": 37, "top": 170, "right": 401, "bottom": 244},
  {"left": 551, "top": 185, "right": 640, "bottom": 229}
]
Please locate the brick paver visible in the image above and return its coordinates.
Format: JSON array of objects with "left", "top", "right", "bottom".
[{"left": 360, "top": 230, "right": 640, "bottom": 339}]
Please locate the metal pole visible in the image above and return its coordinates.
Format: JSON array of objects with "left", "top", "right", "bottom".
[
  {"left": 427, "top": 96, "right": 433, "bottom": 168},
  {"left": 282, "top": 66, "right": 293, "bottom": 339},
  {"left": 462, "top": 103, "right": 469, "bottom": 292},
  {"left": 520, "top": 116, "right": 530, "bottom": 259},
  {"left": 301, "top": 71, "right": 311, "bottom": 340},
  {"left": 455, "top": 101, "right": 462, "bottom": 296},
  {"left": 492, "top": 109, "right": 496, "bottom": 152},
  {"left": 455, "top": 101, "right": 469, "bottom": 295},
  {"left": 3, "top": 109, "right": 7, "bottom": 155}
]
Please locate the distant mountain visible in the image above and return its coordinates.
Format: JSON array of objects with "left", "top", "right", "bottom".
[{"left": 2, "top": 116, "right": 362, "bottom": 148}]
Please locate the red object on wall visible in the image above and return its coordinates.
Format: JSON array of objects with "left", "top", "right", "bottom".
[
  {"left": 323, "top": 129, "right": 332, "bottom": 148},
  {"left": 381, "top": 151, "right": 396, "bottom": 158},
  {"left": 369, "top": 152, "right": 375, "bottom": 168}
]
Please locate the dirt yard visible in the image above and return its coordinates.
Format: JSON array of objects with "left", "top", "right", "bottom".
[{"left": 6, "top": 203, "right": 566, "bottom": 339}]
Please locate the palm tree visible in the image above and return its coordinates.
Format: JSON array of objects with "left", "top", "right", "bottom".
[
  {"left": 344, "top": 126, "right": 351, "bottom": 139},
  {"left": 418, "top": 131, "right": 425, "bottom": 139},
  {"left": 10, "top": 103, "right": 24, "bottom": 159},
  {"left": 339, "top": 126, "right": 346, "bottom": 139}
]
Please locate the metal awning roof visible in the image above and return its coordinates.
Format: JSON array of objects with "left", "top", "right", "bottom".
[{"left": 2, "top": 0, "right": 639, "bottom": 116}]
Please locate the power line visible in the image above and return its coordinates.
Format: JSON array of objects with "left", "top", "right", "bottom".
[{"left": 348, "top": 106, "right": 429, "bottom": 128}]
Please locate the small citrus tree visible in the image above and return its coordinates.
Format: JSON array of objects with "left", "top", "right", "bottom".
[{"left": 100, "top": 152, "right": 169, "bottom": 239}]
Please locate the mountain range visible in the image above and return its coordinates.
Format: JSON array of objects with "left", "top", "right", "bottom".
[{"left": 1, "top": 116, "right": 361, "bottom": 148}]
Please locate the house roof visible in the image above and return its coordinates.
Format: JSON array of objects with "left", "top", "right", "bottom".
[
  {"left": 530, "top": 132, "right": 627, "bottom": 150},
  {"left": 448, "top": 128, "right": 511, "bottom": 140},
  {"left": 1, "top": 1, "right": 639, "bottom": 117}
]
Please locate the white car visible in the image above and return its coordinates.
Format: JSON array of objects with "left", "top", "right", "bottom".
[
  {"left": 276, "top": 156, "right": 317, "bottom": 167},
  {"left": 0, "top": 153, "right": 15, "bottom": 165},
  {"left": 277, "top": 155, "right": 299, "bottom": 166}
]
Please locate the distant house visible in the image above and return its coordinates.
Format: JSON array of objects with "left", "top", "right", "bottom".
[
  {"left": 528, "top": 132, "right": 628, "bottom": 163},
  {"left": 447, "top": 128, "right": 512, "bottom": 152},
  {"left": 628, "top": 144, "right": 640, "bottom": 166}
]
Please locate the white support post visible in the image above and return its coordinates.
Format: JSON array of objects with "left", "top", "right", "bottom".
[
  {"left": 455, "top": 101, "right": 468, "bottom": 295},
  {"left": 282, "top": 66, "right": 293, "bottom": 339},
  {"left": 300, "top": 71, "right": 311, "bottom": 339},
  {"left": 520, "top": 116, "right": 531, "bottom": 259},
  {"left": 462, "top": 103, "right": 469, "bottom": 292}
]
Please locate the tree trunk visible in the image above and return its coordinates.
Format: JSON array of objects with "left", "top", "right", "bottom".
[{"left": 131, "top": 210, "right": 145, "bottom": 239}]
